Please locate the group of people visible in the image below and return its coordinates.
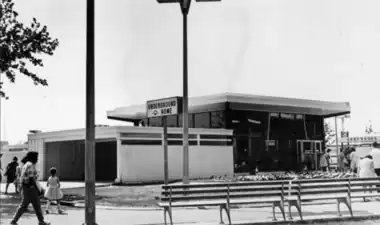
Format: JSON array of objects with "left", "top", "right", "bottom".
[
  {"left": 0, "top": 151, "right": 64, "bottom": 225},
  {"left": 0, "top": 156, "right": 27, "bottom": 194},
  {"left": 336, "top": 141, "right": 380, "bottom": 178}
]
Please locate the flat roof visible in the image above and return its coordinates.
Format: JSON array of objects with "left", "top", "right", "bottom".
[{"left": 107, "top": 93, "right": 351, "bottom": 122}]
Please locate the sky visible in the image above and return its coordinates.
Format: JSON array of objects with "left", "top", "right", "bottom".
[{"left": 1, "top": 0, "right": 380, "bottom": 144}]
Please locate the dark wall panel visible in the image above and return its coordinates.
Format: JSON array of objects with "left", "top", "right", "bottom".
[{"left": 45, "top": 140, "right": 117, "bottom": 182}]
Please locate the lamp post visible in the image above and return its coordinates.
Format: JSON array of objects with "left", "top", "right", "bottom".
[
  {"left": 85, "top": 0, "right": 96, "bottom": 224},
  {"left": 156, "top": 0, "right": 221, "bottom": 185}
]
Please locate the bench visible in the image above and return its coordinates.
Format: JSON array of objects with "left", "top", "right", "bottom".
[
  {"left": 287, "top": 177, "right": 380, "bottom": 220},
  {"left": 158, "top": 177, "right": 380, "bottom": 225},
  {"left": 158, "top": 180, "right": 289, "bottom": 225}
]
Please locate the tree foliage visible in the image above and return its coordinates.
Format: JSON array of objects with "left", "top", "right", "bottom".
[
  {"left": 324, "top": 122, "right": 336, "bottom": 145},
  {"left": 0, "top": 0, "right": 59, "bottom": 99}
]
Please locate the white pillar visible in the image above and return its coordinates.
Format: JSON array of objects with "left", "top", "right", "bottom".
[{"left": 115, "top": 138, "right": 123, "bottom": 183}]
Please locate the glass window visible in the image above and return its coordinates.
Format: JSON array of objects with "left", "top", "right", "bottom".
[
  {"left": 178, "top": 114, "right": 194, "bottom": 128},
  {"left": 211, "top": 111, "right": 226, "bottom": 128},
  {"left": 194, "top": 112, "right": 210, "bottom": 128},
  {"left": 166, "top": 115, "right": 178, "bottom": 127},
  {"left": 149, "top": 117, "right": 162, "bottom": 127}
]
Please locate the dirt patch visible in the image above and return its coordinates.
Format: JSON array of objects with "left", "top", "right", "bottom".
[{"left": 61, "top": 184, "right": 162, "bottom": 207}]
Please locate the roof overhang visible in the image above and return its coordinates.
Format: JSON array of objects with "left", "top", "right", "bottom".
[{"left": 107, "top": 93, "right": 351, "bottom": 122}]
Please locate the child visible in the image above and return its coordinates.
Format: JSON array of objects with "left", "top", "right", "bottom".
[{"left": 45, "top": 167, "right": 64, "bottom": 214}]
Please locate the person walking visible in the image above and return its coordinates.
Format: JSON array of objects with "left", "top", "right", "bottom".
[
  {"left": 16, "top": 156, "right": 28, "bottom": 195},
  {"left": 45, "top": 167, "right": 64, "bottom": 214},
  {"left": 0, "top": 153, "right": 3, "bottom": 183},
  {"left": 337, "top": 148, "right": 346, "bottom": 172},
  {"left": 369, "top": 142, "right": 380, "bottom": 193},
  {"left": 10, "top": 151, "right": 50, "bottom": 225},
  {"left": 5, "top": 157, "right": 19, "bottom": 194},
  {"left": 349, "top": 147, "right": 360, "bottom": 174},
  {"left": 320, "top": 149, "right": 331, "bottom": 172},
  {"left": 358, "top": 155, "right": 377, "bottom": 201}
]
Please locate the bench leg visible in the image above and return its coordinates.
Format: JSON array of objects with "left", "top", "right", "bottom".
[
  {"left": 272, "top": 201, "right": 286, "bottom": 221},
  {"left": 287, "top": 200, "right": 303, "bottom": 221},
  {"left": 164, "top": 206, "right": 173, "bottom": 225},
  {"left": 219, "top": 204, "right": 231, "bottom": 225},
  {"left": 272, "top": 202, "right": 277, "bottom": 221},
  {"left": 337, "top": 197, "right": 353, "bottom": 217}
]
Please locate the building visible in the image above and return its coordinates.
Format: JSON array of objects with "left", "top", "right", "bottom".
[
  {"left": 28, "top": 126, "right": 233, "bottom": 183},
  {"left": 107, "top": 93, "right": 351, "bottom": 172}
]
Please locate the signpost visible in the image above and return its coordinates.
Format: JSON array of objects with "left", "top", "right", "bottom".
[{"left": 147, "top": 97, "right": 183, "bottom": 185}]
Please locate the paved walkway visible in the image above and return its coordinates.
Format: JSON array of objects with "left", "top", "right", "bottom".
[
  {"left": 1, "top": 200, "right": 380, "bottom": 225},
  {"left": 0, "top": 182, "right": 110, "bottom": 193}
]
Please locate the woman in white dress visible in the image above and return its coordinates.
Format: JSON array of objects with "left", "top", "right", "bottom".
[{"left": 358, "top": 155, "right": 376, "bottom": 201}]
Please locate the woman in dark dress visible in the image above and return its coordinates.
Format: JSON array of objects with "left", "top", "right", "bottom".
[{"left": 5, "top": 157, "right": 19, "bottom": 194}]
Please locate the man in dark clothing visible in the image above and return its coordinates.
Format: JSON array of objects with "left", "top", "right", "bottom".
[
  {"left": 5, "top": 157, "right": 19, "bottom": 194},
  {"left": 0, "top": 153, "right": 3, "bottom": 183}
]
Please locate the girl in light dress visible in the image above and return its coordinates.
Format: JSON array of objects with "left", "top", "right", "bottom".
[{"left": 45, "top": 167, "right": 64, "bottom": 214}]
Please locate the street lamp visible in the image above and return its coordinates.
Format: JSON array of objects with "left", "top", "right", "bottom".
[{"left": 156, "top": 0, "right": 221, "bottom": 184}]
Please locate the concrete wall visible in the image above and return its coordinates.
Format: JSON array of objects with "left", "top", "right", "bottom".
[
  {"left": 28, "top": 138, "right": 45, "bottom": 180},
  {"left": 117, "top": 145, "right": 233, "bottom": 183}
]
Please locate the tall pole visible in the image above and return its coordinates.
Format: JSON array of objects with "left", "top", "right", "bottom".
[
  {"left": 85, "top": 0, "right": 96, "bottom": 224},
  {"left": 163, "top": 117, "right": 169, "bottom": 185},
  {"left": 181, "top": 0, "right": 190, "bottom": 184},
  {"left": 334, "top": 117, "right": 339, "bottom": 164}
]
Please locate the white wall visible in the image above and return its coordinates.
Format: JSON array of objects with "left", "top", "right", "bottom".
[
  {"left": 28, "top": 138, "right": 45, "bottom": 180},
  {"left": 117, "top": 145, "right": 233, "bottom": 183}
]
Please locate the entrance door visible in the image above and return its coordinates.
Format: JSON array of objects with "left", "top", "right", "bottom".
[{"left": 297, "top": 140, "right": 323, "bottom": 171}]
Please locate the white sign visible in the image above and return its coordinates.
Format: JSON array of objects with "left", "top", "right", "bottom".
[
  {"left": 146, "top": 97, "right": 182, "bottom": 118},
  {"left": 280, "top": 113, "right": 295, "bottom": 120}
]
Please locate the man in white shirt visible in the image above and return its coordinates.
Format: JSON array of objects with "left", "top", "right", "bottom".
[
  {"left": 369, "top": 142, "right": 380, "bottom": 176},
  {"left": 369, "top": 142, "right": 380, "bottom": 193}
]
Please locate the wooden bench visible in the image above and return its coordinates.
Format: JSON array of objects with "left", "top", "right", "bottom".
[
  {"left": 158, "top": 180, "right": 289, "bottom": 225},
  {"left": 158, "top": 177, "right": 380, "bottom": 225},
  {"left": 286, "top": 177, "right": 380, "bottom": 220}
]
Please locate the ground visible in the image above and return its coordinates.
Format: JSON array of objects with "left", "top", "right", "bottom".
[
  {"left": 0, "top": 183, "right": 162, "bottom": 208},
  {"left": 2, "top": 182, "right": 380, "bottom": 225},
  {"left": 1, "top": 203, "right": 380, "bottom": 225},
  {"left": 62, "top": 184, "right": 162, "bottom": 207}
]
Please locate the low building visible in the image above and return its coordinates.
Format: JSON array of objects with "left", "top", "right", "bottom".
[
  {"left": 107, "top": 93, "right": 351, "bottom": 172},
  {"left": 28, "top": 126, "right": 233, "bottom": 183}
]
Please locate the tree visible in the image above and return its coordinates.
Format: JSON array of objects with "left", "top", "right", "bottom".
[
  {"left": 324, "top": 121, "right": 336, "bottom": 145},
  {"left": 0, "top": 0, "right": 59, "bottom": 99}
]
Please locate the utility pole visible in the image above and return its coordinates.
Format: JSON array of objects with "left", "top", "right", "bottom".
[{"left": 85, "top": 0, "right": 96, "bottom": 224}]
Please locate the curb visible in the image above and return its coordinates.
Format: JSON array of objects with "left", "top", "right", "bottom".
[
  {"left": 233, "top": 214, "right": 380, "bottom": 225},
  {"left": 73, "top": 204, "right": 162, "bottom": 211}
]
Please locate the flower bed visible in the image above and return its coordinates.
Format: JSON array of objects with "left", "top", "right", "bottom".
[{"left": 204, "top": 171, "right": 357, "bottom": 183}]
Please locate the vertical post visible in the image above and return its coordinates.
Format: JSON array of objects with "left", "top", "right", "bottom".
[
  {"left": 163, "top": 117, "right": 169, "bottom": 185},
  {"left": 334, "top": 117, "right": 339, "bottom": 163},
  {"left": 85, "top": 0, "right": 96, "bottom": 224},
  {"left": 248, "top": 128, "right": 252, "bottom": 171},
  {"left": 181, "top": 0, "right": 190, "bottom": 184}
]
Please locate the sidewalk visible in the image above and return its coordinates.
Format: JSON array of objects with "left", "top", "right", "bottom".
[
  {"left": 1, "top": 200, "right": 380, "bottom": 225},
  {"left": 0, "top": 182, "right": 111, "bottom": 193}
]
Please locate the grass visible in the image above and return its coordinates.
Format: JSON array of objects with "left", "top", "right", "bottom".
[{"left": 61, "top": 184, "right": 162, "bottom": 207}]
